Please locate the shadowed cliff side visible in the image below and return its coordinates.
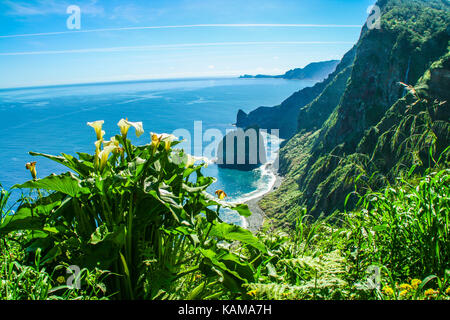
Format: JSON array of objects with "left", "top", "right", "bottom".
[{"left": 236, "top": 49, "right": 356, "bottom": 139}]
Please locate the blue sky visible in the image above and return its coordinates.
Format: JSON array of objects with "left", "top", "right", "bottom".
[{"left": 0, "top": 0, "right": 375, "bottom": 88}]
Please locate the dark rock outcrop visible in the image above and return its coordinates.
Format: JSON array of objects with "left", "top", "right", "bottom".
[{"left": 216, "top": 127, "right": 267, "bottom": 171}]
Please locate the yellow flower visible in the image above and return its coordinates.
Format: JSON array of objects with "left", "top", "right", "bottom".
[
  {"left": 150, "top": 132, "right": 177, "bottom": 151},
  {"left": 399, "top": 290, "right": 408, "bottom": 297},
  {"left": 411, "top": 279, "right": 421, "bottom": 289},
  {"left": 247, "top": 289, "right": 257, "bottom": 297},
  {"left": 399, "top": 283, "right": 413, "bottom": 291},
  {"left": 445, "top": 287, "right": 450, "bottom": 295},
  {"left": 56, "top": 276, "right": 65, "bottom": 284},
  {"left": 424, "top": 288, "right": 439, "bottom": 297},
  {"left": 118, "top": 118, "right": 144, "bottom": 138},
  {"left": 215, "top": 190, "right": 227, "bottom": 200},
  {"left": 87, "top": 120, "right": 105, "bottom": 141},
  {"left": 382, "top": 286, "right": 394, "bottom": 296},
  {"left": 25, "top": 161, "right": 37, "bottom": 180}
]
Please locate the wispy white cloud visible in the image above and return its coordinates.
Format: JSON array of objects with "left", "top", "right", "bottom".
[
  {"left": 0, "top": 23, "right": 361, "bottom": 39},
  {"left": 0, "top": 41, "right": 355, "bottom": 56},
  {"left": 3, "top": 0, "right": 104, "bottom": 17},
  {"left": 109, "top": 4, "right": 167, "bottom": 24}
]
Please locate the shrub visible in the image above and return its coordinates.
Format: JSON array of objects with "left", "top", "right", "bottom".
[{"left": 0, "top": 119, "right": 265, "bottom": 299}]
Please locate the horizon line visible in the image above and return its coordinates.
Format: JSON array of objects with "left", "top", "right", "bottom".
[
  {"left": 0, "top": 74, "right": 262, "bottom": 91},
  {"left": 0, "top": 23, "right": 363, "bottom": 39}
]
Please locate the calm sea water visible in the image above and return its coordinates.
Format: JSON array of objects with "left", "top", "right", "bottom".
[{"left": 0, "top": 77, "right": 312, "bottom": 225}]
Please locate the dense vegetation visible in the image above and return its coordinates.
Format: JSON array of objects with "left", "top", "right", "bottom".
[
  {"left": 1, "top": 0, "right": 449, "bottom": 301},
  {"left": 1, "top": 153, "right": 449, "bottom": 299},
  {"left": 1, "top": 120, "right": 265, "bottom": 300}
]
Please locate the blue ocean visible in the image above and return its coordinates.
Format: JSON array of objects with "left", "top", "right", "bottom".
[{"left": 0, "top": 78, "right": 312, "bottom": 225}]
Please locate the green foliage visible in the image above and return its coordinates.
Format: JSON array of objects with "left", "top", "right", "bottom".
[
  {"left": 1, "top": 150, "right": 449, "bottom": 300},
  {"left": 345, "top": 169, "right": 450, "bottom": 279},
  {"left": 246, "top": 168, "right": 450, "bottom": 300},
  {"left": 1, "top": 238, "right": 109, "bottom": 300},
  {"left": 0, "top": 120, "right": 264, "bottom": 300}
]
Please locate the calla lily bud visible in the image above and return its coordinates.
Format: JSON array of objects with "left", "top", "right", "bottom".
[
  {"left": 215, "top": 190, "right": 227, "bottom": 200},
  {"left": 160, "top": 133, "right": 177, "bottom": 151},
  {"left": 94, "top": 140, "right": 102, "bottom": 169},
  {"left": 25, "top": 162, "right": 37, "bottom": 180}
]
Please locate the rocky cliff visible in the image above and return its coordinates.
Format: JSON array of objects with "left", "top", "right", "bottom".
[
  {"left": 254, "top": 0, "right": 450, "bottom": 227},
  {"left": 236, "top": 50, "right": 355, "bottom": 139}
]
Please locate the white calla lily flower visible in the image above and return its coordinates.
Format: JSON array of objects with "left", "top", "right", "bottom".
[
  {"left": 118, "top": 118, "right": 144, "bottom": 138},
  {"left": 87, "top": 120, "right": 105, "bottom": 141},
  {"left": 98, "top": 145, "right": 116, "bottom": 171},
  {"left": 104, "top": 136, "right": 119, "bottom": 148},
  {"left": 151, "top": 132, "right": 178, "bottom": 151}
]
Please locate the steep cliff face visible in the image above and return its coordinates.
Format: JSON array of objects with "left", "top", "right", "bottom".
[
  {"left": 321, "top": 4, "right": 450, "bottom": 154},
  {"left": 259, "top": 0, "right": 450, "bottom": 226},
  {"left": 236, "top": 48, "right": 355, "bottom": 139}
]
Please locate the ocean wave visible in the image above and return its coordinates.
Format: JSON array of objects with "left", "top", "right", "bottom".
[
  {"left": 118, "top": 94, "right": 162, "bottom": 104},
  {"left": 232, "top": 162, "right": 277, "bottom": 204}
]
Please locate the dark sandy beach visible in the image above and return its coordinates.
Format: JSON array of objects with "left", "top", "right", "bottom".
[{"left": 244, "top": 160, "right": 283, "bottom": 232}]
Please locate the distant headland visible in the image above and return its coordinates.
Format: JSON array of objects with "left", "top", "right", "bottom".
[{"left": 239, "top": 59, "right": 339, "bottom": 81}]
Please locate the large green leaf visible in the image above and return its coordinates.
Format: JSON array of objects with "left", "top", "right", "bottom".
[
  {"left": 0, "top": 193, "right": 63, "bottom": 235},
  {"left": 61, "top": 153, "right": 93, "bottom": 176},
  {"left": 13, "top": 172, "right": 88, "bottom": 198},
  {"left": 199, "top": 248, "right": 246, "bottom": 282},
  {"left": 89, "top": 224, "right": 126, "bottom": 246},
  {"left": 209, "top": 222, "right": 267, "bottom": 253},
  {"left": 198, "top": 249, "right": 248, "bottom": 293},
  {"left": 220, "top": 253, "right": 255, "bottom": 282},
  {"left": 203, "top": 193, "right": 252, "bottom": 217},
  {"left": 29, "top": 151, "right": 92, "bottom": 176},
  {"left": 0, "top": 208, "right": 43, "bottom": 235}
]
